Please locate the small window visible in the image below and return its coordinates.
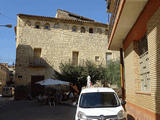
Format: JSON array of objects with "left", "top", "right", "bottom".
[
  {"left": 34, "top": 48, "right": 41, "bottom": 58},
  {"left": 35, "top": 22, "right": 40, "bottom": 29},
  {"left": 105, "top": 29, "right": 108, "bottom": 35},
  {"left": 54, "top": 23, "right": 60, "bottom": 28},
  {"left": 106, "top": 52, "right": 112, "bottom": 64},
  {"left": 26, "top": 20, "right": 31, "bottom": 26},
  {"left": 44, "top": 23, "right": 50, "bottom": 29},
  {"left": 89, "top": 28, "right": 93, "bottom": 33},
  {"left": 72, "top": 52, "right": 79, "bottom": 65},
  {"left": 95, "top": 56, "right": 100, "bottom": 62},
  {"left": 81, "top": 27, "right": 85, "bottom": 33},
  {"left": 72, "top": 26, "right": 77, "bottom": 32},
  {"left": 138, "top": 35, "right": 148, "bottom": 56},
  {"left": 97, "top": 28, "right": 102, "bottom": 34},
  {"left": 18, "top": 75, "right": 22, "bottom": 79}
]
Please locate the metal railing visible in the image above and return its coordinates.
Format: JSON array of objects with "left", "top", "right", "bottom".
[{"left": 108, "top": 0, "right": 120, "bottom": 41}]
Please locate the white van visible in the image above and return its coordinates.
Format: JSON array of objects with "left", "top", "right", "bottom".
[{"left": 75, "top": 87, "right": 126, "bottom": 120}]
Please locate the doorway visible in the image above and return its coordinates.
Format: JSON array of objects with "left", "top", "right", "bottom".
[{"left": 31, "top": 75, "right": 44, "bottom": 97}]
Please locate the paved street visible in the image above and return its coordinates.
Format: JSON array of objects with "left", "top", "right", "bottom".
[
  {"left": 0, "top": 98, "right": 76, "bottom": 120},
  {"left": 0, "top": 96, "right": 14, "bottom": 108}
]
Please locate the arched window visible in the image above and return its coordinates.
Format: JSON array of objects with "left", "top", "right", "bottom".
[
  {"left": 35, "top": 22, "right": 40, "bottom": 29},
  {"left": 97, "top": 28, "right": 102, "bottom": 34},
  {"left": 89, "top": 28, "right": 93, "bottom": 33},
  {"left": 44, "top": 23, "right": 50, "bottom": 29},
  {"left": 54, "top": 23, "right": 60, "bottom": 28},
  {"left": 25, "top": 20, "right": 31, "bottom": 26},
  {"left": 80, "top": 27, "right": 85, "bottom": 33},
  {"left": 72, "top": 26, "right": 77, "bottom": 32}
]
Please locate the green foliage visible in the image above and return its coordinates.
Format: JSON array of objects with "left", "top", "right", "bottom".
[
  {"left": 54, "top": 60, "right": 121, "bottom": 90},
  {"left": 106, "top": 60, "right": 121, "bottom": 88},
  {"left": 54, "top": 61, "right": 107, "bottom": 90}
]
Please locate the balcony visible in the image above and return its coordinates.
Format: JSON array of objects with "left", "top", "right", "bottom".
[
  {"left": 28, "top": 58, "right": 46, "bottom": 68},
  {"left": 106, "top": 0, "right": 148, "bottom": 50},
  {"left": 106, "top": 0, "right": 120, "bottom": 41}
]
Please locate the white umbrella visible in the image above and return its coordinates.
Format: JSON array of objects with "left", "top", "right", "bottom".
[{"left": 36, "top": 78, "right": 70, "bottom": 86}]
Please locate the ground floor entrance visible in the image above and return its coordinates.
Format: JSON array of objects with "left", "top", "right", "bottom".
[{"left": 31, "top": 75, "right": 44, "bottom": 97}]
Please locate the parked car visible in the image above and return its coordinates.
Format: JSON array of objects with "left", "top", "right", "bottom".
[
  {"left": 2, "top": 87, "right": 15, "bottom": 97},
  {"left": 75, "top": 87, "right": 126, "bottom": 120}
]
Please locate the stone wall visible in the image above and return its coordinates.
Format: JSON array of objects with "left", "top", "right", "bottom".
[
  {"left": 0, "top": 64, "right": 9, "bottom": 93},
  {"left": 56, "top": 9, "right": 94, "bottom": 21},
  {"left": 15, "top": 15, "right": 119, "bottom": 86}
]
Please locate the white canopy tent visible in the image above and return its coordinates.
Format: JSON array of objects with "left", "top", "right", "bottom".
[{"left": 36, "top": 78, "right": 70, "bottom": 86}]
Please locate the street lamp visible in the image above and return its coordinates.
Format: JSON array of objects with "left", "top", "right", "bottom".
[{"left": 0, "top": 24, "right": 12, "bottom": 28}]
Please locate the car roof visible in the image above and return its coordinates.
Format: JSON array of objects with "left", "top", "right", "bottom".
[{"left": 81, "top": 87, "right": 115, "bottom": 94}]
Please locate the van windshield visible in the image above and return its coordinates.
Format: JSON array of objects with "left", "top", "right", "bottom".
[{"left": 79, "top": 92, "right": 120, "bottom": 108}]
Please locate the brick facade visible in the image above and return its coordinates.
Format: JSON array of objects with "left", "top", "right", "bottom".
[
  {"left": 147, "top": 7, "right": 160, "bottom": 115},
  {"left": 106, "top": 0, "right": 160, "bottom": 119},
  {"left": 124, "top": 7, "right": 160, "bottom": 120}
]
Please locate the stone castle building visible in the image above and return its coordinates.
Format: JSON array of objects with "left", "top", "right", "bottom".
[{"left": 15, "top": 9, "right": 119, "bottom": 89}]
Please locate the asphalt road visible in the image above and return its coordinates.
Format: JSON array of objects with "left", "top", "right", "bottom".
[{"left": 0, "top": 99, "right": 76, "bottom": 120}]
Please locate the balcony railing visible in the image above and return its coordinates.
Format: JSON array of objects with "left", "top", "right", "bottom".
[
  {"left": 29, "top": 58, "right": 46, "bottom": 68},
  {"left": 107, "top": 0, "right": 120, "bottom": 41}
]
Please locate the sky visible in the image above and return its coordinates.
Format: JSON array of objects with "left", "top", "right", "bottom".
[{"left": 0, "top": 0, "right": 108, "bottom": 65}]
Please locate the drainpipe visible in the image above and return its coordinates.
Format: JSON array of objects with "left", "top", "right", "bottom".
[{"left": 120, "top": 48, "right": 125, "bottom": 101}]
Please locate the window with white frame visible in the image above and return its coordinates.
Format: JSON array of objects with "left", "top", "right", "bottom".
[{"left": 138, "top": 35, "right": 150, "bottom": 92}]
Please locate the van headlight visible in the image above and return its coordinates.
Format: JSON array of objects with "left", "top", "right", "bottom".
[
  {"left": 77, "top": 111, "right": 87, "bottom": 120},
  {"left": 117, "top": 110, "right": 125, "bottom": 119}
]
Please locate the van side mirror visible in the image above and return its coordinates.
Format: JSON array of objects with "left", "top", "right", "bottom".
[{"left": 121, "top": 100, "right": 126, "bottom": 105}]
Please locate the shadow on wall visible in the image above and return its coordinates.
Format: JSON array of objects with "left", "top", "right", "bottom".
[{"left": 15, "top": 44, "right": 58, "bottom": 99}]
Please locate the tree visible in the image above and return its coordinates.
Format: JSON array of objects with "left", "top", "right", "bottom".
[
  {"left": 54, "top": 61, "right": 107, "bottom": 90},
  {"left": 54, "top": 60, "right": 121, "bottom": 90},
  {"left": 105, "top": 60, "right": 121, "bottom": 88}
]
